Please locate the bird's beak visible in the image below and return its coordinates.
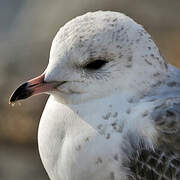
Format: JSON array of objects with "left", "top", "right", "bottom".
[{"left": 9, "top": 73, "right": 58, "bottom": 103}]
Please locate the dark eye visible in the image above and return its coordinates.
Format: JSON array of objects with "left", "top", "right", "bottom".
[{"left": 84, "top": 60, "right": 107, "bottom": 70}]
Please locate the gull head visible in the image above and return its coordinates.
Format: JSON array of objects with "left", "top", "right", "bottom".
[{"left": 10, "top": 11, "right": 168, "bottom": 105}]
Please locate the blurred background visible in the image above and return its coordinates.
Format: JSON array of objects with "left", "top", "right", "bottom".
[{"left": 0, "top": 0, "right": 180, "bottom": 179}]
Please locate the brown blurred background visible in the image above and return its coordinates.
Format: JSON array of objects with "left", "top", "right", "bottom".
[{"left": 0, "top": 0, "right": 180, "bottom": 179}]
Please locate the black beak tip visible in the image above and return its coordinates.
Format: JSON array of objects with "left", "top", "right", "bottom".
[{"left": 9, "top": 82, "right": 33, "bottom": 104}]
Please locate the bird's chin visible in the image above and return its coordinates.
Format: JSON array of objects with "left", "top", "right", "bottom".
[{"left": 50, "top": 90, "right": 85, "bottom": 105}]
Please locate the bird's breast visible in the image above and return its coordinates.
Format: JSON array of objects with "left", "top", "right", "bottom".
[
  {"left": 38, "top": 95, "right": 155, "bottom": 180},
  {"left": 38, "top": 95, "right": 130, "bottom": 179}
]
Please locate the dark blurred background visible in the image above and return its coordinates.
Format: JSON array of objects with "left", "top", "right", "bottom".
[{"left": 0, "top": 0, "right": 180, "bottom": 179}]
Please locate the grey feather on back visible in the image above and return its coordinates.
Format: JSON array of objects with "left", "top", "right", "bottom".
[
  {"left": 124, "top": 65, "right": 180, "bottom": 179},
  {"left": 152, "top": 99, "right": 180, "bottom": 153},
  {"left": 145, "top": 64, "right": 180, "bottom": 153},
  {"left": 122, "top": 132, "right": 180, "bottom": 180}
]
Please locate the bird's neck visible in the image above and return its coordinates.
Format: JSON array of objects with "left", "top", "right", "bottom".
[
  {"left": 143, "top": 64, "right": 180, "bottom": 101},
  {"left": 66, "top": 92, "right": 136, "bottom": 129}
]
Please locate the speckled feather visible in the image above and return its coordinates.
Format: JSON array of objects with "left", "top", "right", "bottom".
[
  {"left": 122, "top": 66, "right": 180, "bottom": 180},
  {"left": 129, "top": 145, "right": 180, "bottom": 180}
]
